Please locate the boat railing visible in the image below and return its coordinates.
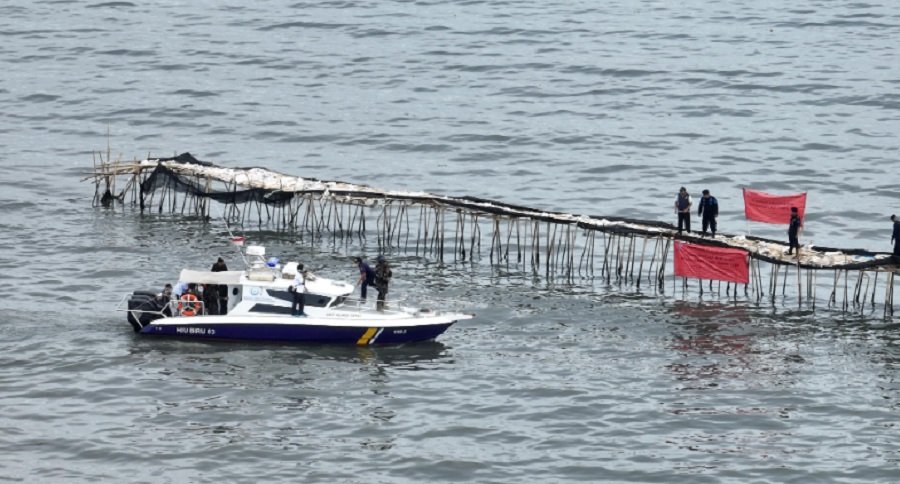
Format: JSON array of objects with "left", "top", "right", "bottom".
[
  {"left": 336, "top": 295, "right": 438, "bottom": 316},
  {"left": 115, "top": 294, "right": 207, "bottom": 318},
  {"left": 114, "top": 293, "right": 138, "bottom": 312}
]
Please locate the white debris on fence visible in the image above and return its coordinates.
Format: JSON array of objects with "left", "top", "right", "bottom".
[{"left": 87, "top": 153, "right": 900, "bottom": 315}]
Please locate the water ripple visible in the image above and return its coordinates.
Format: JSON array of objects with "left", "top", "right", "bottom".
[{"left": 1, "top": 0, "right": 899, "bottom": 481}]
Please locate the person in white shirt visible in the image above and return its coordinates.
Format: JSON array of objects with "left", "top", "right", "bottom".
[
  {"left": 291, "top": 264, "right": 306, "bottom": 317},
  {"left": 172, "top": 281, "right": 189, "bottom": 298}
]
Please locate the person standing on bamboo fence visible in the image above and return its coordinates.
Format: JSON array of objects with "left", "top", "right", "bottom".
[
  {"left": 891, "top": 215, "right": 900, "bottom": 262},
  {"left": 698, "top": 189, "right": 719, "bottom": 237},
  {"left": 674, "top": 187, "right": 692, "bottom": 235},
  {"left": 787, "top": 207, "right": 803, "bottom": 257}
]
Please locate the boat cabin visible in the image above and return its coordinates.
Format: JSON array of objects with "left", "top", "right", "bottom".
[{"left": 173, "top": 246, "right": 355, "bottom": 317}]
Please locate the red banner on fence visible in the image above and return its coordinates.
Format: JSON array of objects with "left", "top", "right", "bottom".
[
  {"left": 674, "top": 241, "right": 749, "bottom": 284},
  {"left": 743, "top": 188, "right": 807, "bottom": 224}
]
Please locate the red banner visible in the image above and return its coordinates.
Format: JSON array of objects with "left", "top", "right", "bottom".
[
  {"left": 674, "top": 241, "right": 749, "bottom": 284},
  {"left": 743, "top": 188, "right": 806, "bottom": 224}
]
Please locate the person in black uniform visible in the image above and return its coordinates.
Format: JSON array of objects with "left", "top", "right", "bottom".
[
  {"left": 374, "top": 255, "right": 393, "bottom": 311},
  {"left": 202, "top": 283, "right": 218, "bottom": 315},
  {"left": 698, "top": 189, "right": 719, "bottom": 237},
  {"left": 354, "top": 256, "right": 377, "bottom": 301},
  {"left": 212, "top": 257, "right": 228, "bottom": 272},
  {"left": 891, "top": 215, "right": 900, "bottom": 262},
  {"left": 211, "top": 257, "right": 229, "bottom": 314},
  {"left": 674, "top": 187, "right": 692, "bottom": 235},
  {"left": 787, "top": 207, "right": 803, "bottom": 256}
]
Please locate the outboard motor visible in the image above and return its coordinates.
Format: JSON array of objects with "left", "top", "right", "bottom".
[{"left": 126, "top": 289, "right": 171, "bottom": 332}]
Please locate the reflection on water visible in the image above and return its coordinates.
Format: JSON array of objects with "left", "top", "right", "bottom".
[
  {"left": 117, "top": 337, "right": 455, "bottom": 463},
  {"left": 129, "top": 338, "right": 452, "bottom": 386},
  {"left": 666, "top": 301, "right": 760, "bottom": 391}
]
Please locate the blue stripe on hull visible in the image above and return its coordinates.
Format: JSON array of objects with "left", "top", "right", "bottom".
[{"left": 141, "top": 322, "right": 454, "bottom": 344}]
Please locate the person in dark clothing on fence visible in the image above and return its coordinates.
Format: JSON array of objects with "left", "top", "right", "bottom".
[
  {"left": 787, "top": 207, "right": 803, "bottom": 256},
  {"left": 375, "top": 255, "right": 393, "bottom": 311},
  {"left": 891, "top": 215, "right": 900, "bottom": 262},
  {"left": 353, "top": 256, "right": 377, "bottom": 301},
  {"left": 698, "top": 189, "right": 719, "bottom": 237},
  {"left": 674, "top": 187, "right": 692, "bottom": 235},
  {"left": 210, "top": 257, "right": 229, "bottom": 314}
]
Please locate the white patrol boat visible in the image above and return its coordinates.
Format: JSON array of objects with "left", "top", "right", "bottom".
[{"left": 119, "top": 246, "right": 472, "bottom": 345}]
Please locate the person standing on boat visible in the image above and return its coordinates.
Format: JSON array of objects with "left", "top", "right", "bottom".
[
  {"left": 211, "top": 257, "right": 229, "bottom": 314},
  {"left": 674, "top": 187, "right": 692, "bottom": 235},
  {"left": 173, "top": 280, "right": 189, "bottom": 298},
  {"left": 375, "top": 255, "right": 393, "bottom": 311},
  {"left": 158, "top": 283, "right": 174, "bottom": 316},
  {"left": 698, "top": 189, "right": 719, "bottom": 237},
  {"left": 354, "top": 256, "right": 376, "bottom": 301},
  {"left": 291, "top": 263, "right": 307, "bottom": 317},
  {"left": 211, "top": 257, "right": 228, "bottom": 272},
  {"left": 202, "top": 283, "right": 218, "bottom": 315},
  {"left": 787, "top": 207, "right": 803, "bottom": 256},
  {"left": 158, "top": 283, "right": 173, "bottom": 300}
]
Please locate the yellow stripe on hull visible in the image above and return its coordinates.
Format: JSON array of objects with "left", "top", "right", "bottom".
[{"left": 356, "top": 327, "right": 378, "bottom": 346}]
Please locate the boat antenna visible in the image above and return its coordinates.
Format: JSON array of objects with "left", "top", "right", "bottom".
[
  {"left": 216, "top": 205, "right": 249, "bottom": 268},
  {"left": 226, "top": 219, "right": 249, "bottom": 268}
]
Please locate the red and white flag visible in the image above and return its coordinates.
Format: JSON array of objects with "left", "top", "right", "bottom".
[
  {"left": 743, "top": 188, "right": 807, "bottom": 224},
  {"left": 674, "top": 241, "right": 749, "bottom": 284},
  {"left": 231, "top": 236, "right": 245, "bottom": 247}
]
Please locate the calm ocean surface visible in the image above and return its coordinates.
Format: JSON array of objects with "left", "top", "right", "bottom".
[{"left": 1, "top": 1, "right": 899, "bottom": 482}]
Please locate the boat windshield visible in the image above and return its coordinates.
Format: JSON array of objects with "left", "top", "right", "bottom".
[{"left": 264, "top": 289, "right": 332, "bottom": 308}]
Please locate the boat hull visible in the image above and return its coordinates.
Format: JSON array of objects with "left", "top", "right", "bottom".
[{"left": 139, "top": 318, "right": 456, "bottom": 345}]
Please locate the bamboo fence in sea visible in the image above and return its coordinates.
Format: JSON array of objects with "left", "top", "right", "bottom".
[{"left": 86, "top": 152, "right": 900, "bottom": 316}]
